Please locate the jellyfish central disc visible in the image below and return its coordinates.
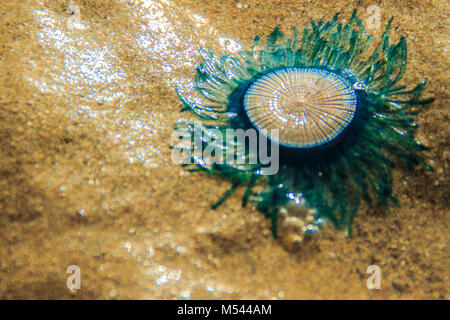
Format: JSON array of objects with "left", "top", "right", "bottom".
[{"left": 243, "top": 68, "right": 357, "bottom": 148}]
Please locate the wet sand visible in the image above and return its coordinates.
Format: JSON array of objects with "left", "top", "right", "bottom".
[{"left": 0, "top": 0, "right": 448, "bottom": 299}]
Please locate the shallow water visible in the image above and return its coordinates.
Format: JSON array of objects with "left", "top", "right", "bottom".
[{"left": 0, "top": 0, "right": 448, "bottom": 299}]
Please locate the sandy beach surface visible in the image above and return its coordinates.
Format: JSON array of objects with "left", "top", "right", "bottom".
[{"left": 0, "top": 0, "right": 448, "bottom": 299}]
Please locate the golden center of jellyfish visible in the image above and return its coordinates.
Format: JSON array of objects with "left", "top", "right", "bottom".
[{"left": 244, "top": 68, "right": 358, "bottom": 148}]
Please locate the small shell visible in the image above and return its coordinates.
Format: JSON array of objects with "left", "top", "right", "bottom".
[{"left": 244, "top": 68, "right": 357, "bottom": 148}]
